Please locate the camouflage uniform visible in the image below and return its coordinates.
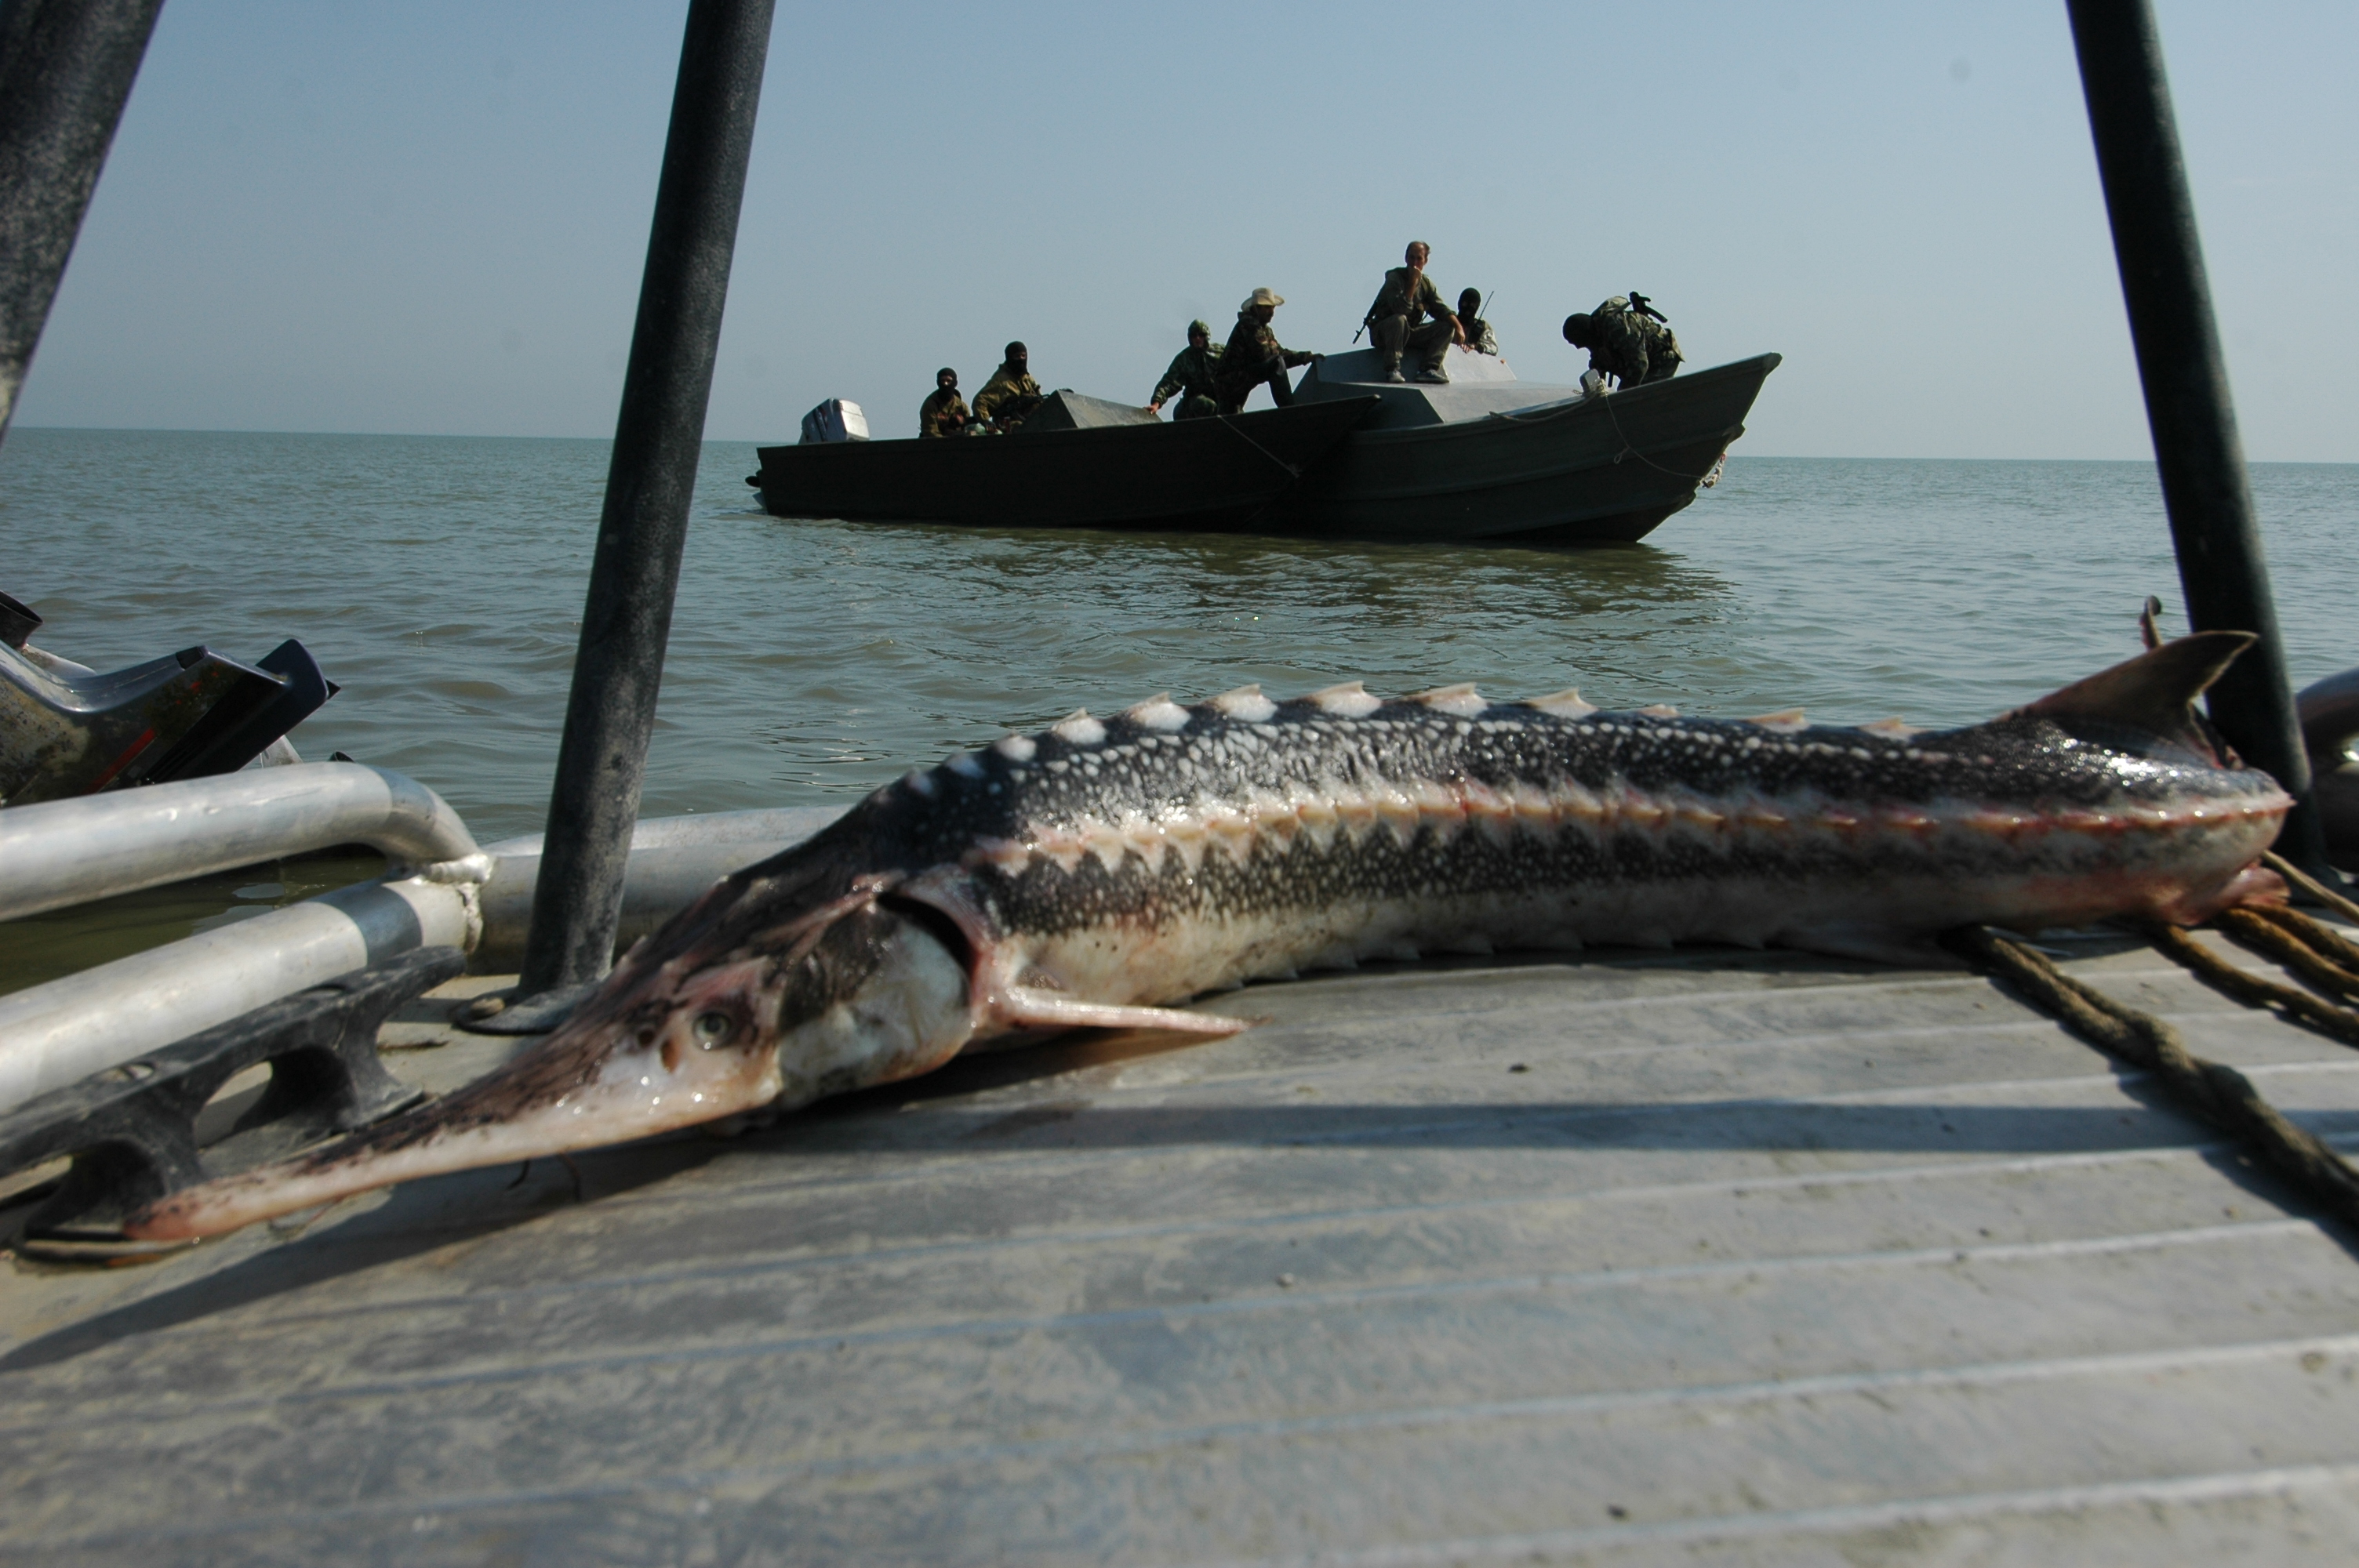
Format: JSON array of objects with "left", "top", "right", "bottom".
[
  {"left": 918, "top": 387, "right": 970, "bottom": 438},
  {"left": 1583, "top": 296, "right": 1681, "bottom": 387},
  {"left": 1211, "top": 314, "right": 1314, "bottom": 415},
  {"left": 971, "top": 364, "right": 1043, "bottom": 426},
  {"left": 1152, "top": 342, "right": 1223, "bottom": 422},
  {"left": 1364, "top": 267, "right": 1456, "bottom": 376}
]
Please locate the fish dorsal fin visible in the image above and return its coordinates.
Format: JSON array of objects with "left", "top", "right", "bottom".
[{"left": 2012, "top": 630, "right": 2255, "bottom": 757}]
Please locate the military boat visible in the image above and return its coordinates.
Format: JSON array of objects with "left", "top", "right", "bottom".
[
  {"left": 1279, "top": 346, "right": 1783, "bottom": 543},
  {"left": 749, "top": 348, "right": 1778, "bottom": 546}
]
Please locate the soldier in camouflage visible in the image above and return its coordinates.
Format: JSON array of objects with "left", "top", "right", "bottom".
[
  {"left": 1363, "top": 241, "right": 1463, "bottom": 383},
  {"left": 918, "top": 368, "right": 970, "bottom": 438},
  {"left": 971, "top": 341, "right": 1044, "bottom": 429},
  {"left": 1456, "top": 288, "right": 1499, "bottom": 357},
  {"left": 1212, "top": 289, "right": 1317, "bottom": 416},
  {"left": 1149, "top": 321, "right": 1223, "bottom": 422},
  {"left": 1561, "top": 295, "right": 1681, "bottom": 388}
]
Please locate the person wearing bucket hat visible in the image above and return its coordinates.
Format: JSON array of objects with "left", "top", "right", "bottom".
[
  {"left": 1212, "top": 288, "right": 1318, "bottom": 416},
  {"left": 1149, "top": 320, "right": 1223, "bottom": 422}
]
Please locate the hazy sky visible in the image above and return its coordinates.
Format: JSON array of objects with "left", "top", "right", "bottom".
[{"left": 13, "top": 1, "right": 2354, "bottom": 458}]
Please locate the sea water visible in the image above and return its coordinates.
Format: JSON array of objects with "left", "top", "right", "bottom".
[{"left": 3, "top": 427, "right": 2354, "bottom": 991}]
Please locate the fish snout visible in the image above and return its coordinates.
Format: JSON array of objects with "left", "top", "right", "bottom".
[{"left": 122, "top": 960, "right": 793, "bottom": 1243}]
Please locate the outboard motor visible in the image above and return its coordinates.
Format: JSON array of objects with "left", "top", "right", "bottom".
[{"left": 798, "top": 399, "right": 869, "bottom": 445}]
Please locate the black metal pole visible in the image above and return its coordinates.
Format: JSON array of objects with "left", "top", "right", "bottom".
[
  {"left": 512, "top": 0, "right": 775, "bottom": 1013},
  {"left": 0, "top": 0, "right": 167, "bottom": 445},
  {"left": 2066, "top": 0, "right": 2334, "bottom": 879}
]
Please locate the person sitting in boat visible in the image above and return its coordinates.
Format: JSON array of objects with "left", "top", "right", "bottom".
[
  {"left": 918, "top": 368, "right": 971, "bottom": 438},
  {"left": 1362, "top": 241, "right": 1462, "bottom": 384},
  {"left": 1562, "top": 293, "right": 1682, "bottom": 388},
  {"left": 1456, "top": 289, "right": 1499, "bottom": 357},
  {"left": 1148, "top": 321, "right": 1223, "bottom": 422},
  {"left": 1211, "top": 289, "right": 1318, "bottom": 416},
  {"left": 971, "top": 342, "right": 1044, "bottom": 430}
]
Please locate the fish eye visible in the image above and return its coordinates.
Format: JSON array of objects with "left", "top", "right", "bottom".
[{"left": 693, "top": 1011, "right": 734, "bottom": 1047}]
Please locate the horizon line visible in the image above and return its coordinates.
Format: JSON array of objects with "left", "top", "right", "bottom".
[{"left": 5, "top": 425, "right": 2353, "bottom": 466}]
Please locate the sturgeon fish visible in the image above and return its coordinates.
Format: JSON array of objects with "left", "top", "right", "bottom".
[{"left": 130, "top": 630, "right": 2288, "bottom": 1240}]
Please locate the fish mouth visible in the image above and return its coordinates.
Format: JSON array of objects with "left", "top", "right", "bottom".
[
  {"left": 122, "top": 880, "right": 984, "bottom": 1243},
  {"left": 124, "top": 955, "right": 790, "bottom": 1243}
]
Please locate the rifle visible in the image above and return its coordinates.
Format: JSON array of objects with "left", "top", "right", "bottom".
[
  {"left": 1628, "top": 290, "right": 1669, "bottom": 324},
  {"left": 1356, "top": 263, "right": 1423, "bottom": 343}
]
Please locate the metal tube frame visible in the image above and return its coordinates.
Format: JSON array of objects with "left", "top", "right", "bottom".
[
  {"left": 0, "top": 0, "right": 165, "bottom": 443},
  {"left": 2066, "top": 0, "right": 2335, "bottom": 880},
  {"left": 0, "top": 804, "right": 842, "bottom": 1115},
  {"left": 517, "top": 0, "right": 776, "bottom": 1009},
  {"left": 0, "top": 761, "right": 482, "bottom": 922}
]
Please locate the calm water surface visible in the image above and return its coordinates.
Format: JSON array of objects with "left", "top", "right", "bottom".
[{"left": 4, "top": 427, "right": 2354, "bottom": 988}]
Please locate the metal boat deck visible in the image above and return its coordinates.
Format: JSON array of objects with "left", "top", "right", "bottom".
[{"left": 4, "top": 931, "right": 2355, "bottom": 1562}]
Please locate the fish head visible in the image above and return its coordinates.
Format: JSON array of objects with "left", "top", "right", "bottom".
[{"left": 126, "top": 863, "right": 980, "bottom": 1242}]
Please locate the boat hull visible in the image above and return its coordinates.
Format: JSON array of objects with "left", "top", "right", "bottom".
[
  {"left": 752, "top": 398, "right": 1379, "bottom": 533},
  {"left": 1271, "top": 353, "right": 1782, "bottom": 544}
]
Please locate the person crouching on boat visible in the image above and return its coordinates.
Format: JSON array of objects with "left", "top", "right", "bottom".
[
  {"left": 1562, "top": 293, "right": 1681, "bottom": 389},
  {"left": 1363, "top": 241, "right": 1462, "bottom": 383},
  {"left": 972, "top": 342, "right": 1044, "bottom": 430},
  {"left": 1456, "top": 289, "right": 1500, "bottom": 357},
  {"left": 1149, "top": 321, "right": 1223, "bottom": 422},
  {"left": 919, "top": 368, "right": 971, "bottom": 437},
  {"left": 1212, "top": 289, "right": 1318, "bottom": 416}
]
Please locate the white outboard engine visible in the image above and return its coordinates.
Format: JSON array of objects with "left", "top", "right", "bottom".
[{"left": 798, "top": 399, "right": 869, "bottom": 445}]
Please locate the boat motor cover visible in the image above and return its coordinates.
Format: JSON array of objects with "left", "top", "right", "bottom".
[
  {"left": 1, "top": 644, "right": 264, "bottom": 805},
  {"left": 136, "top": 639, "right": 335, "bottom": 786},
  {"left": 799, "top": 400, "right": 870, "bottom": 445}
]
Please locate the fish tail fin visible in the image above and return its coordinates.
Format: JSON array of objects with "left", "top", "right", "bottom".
[{"left": 2012, "top": 630, "right": 2255, "bottom": 762}]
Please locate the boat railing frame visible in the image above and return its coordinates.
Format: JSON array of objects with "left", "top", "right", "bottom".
[
  {"left": 0, "top": 775, "right": 838, "bottom": 1115},
  {"left": 0, "top": 762, "right": 482, "bottom": 924}
]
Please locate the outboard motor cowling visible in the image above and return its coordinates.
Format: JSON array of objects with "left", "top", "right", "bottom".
[{"left": 798, "top": 399, "right": 869, "bottom": 445}]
